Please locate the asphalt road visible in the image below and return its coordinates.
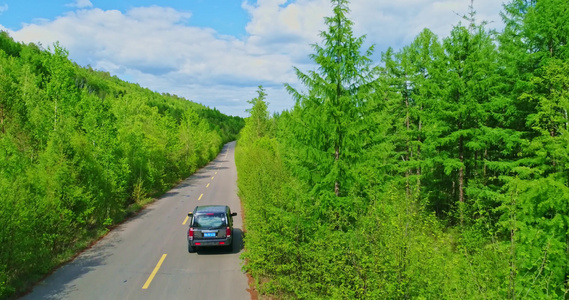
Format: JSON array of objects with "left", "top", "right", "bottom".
[{"left": 21, "top": 141, "right": 251, "bottom": 300}]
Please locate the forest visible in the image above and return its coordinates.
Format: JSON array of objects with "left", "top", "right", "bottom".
[
  {"left": 0, "top": 32, "right": 243, "bottom": 298},
  {"left": 236, "top": 0, "right": 569, "bottom": 298}
]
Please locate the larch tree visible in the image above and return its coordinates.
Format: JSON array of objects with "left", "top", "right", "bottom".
[
  {"left": 499, "top": 0, "right": 569, "bottom": 297},
  {"left": 427, "top": 6, "right": 501, "bottom": 224},
  {"left": 285, "top": 0, "right": 375, "bottom": 208},
  {"left": 380, "top": 29, "right": 445, "bottom": 202}
]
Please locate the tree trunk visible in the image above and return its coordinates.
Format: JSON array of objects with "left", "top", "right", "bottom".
[
  {"left": 0, "top": 103, "right": 4, "bottom": 134},
  {"left": 509, "top": 187, "right": 517, "bottom": 300},
  {"left": 459, "top": 130, "right": 464, "bottom": 203},
  {"left": 551, "top": 128, "right": 556, "bottom": 167},
  {"left": 563, "top": 109, "right": 569, "bottom": 130},
  {"left": 334, "top": 14, "right": 342, "bottom": 198},
  {"left": 54, "top": 100, "right": 58, "bottom": 131},
  {"left": 334, "top": 84, "right": 341, "bottom": 197},
  {"left": 335, "top": 147, "right": 340, "bottom": 197},
  {"left": 405, "top": 80, "right": 411, "bottom": 199},
  {"left": 483, "top": 148, "right": 488, "bottom": 184},
  {"left": 416, "top": 116, "right": 422, "bottom": 196},
  {"left": 458, "top": 124, "right": 464, "bottom": 226}
]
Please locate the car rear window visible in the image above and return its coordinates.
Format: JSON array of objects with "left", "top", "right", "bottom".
[{"left": 192, "top": 213, "right": 226, "bottom": 228}]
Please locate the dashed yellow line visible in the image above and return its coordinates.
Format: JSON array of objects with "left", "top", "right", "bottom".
[
  {"left": 211, "top": 176, "right": 214, "bottom": 180},
  {"left": 206, "top": 183, "right": 210, "bottom": 188},
  {"left": 142, "top": 254, "right": 167, "bottom": 289},
  {"left": 198, "top": 193, "right": 203, "bottom": 201},
  {"left": 182, "top": 216, "right": 189, "bottom": 225}
]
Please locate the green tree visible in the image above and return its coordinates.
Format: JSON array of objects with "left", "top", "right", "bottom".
[
  {"left": 376, "top": 29, "right": 445, "bottom": 201},
  {"left": 498, "top": 0, "right": 569, "bottom": 297},
  {"left": 0, "top": 32, "right": 243, "bottom": 299},
  {"left": 239, "top": 86, "right": 270, "bottom": 148},
  {"left": 284, "top": 0, "right": 376, "bottom": 228}
]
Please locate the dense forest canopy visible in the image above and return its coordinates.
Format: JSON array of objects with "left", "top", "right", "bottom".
[
  {"left": 237, "top": 0, "right": 569, "bottom": 298},
  {"left": 0, "top": 31, "right": 243, "bottom": 298}
]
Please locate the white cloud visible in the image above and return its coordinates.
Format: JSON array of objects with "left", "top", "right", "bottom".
[
  {"left": 242, "top": 0, "right": 330, "bottom": 62},
  {"left": 126, "top": 6, "right": 191, "bottom": 25},
  {"left": 9, "top": 6, "right": 299, "bottom": 116},
  {"left": 0, "top": 4, "right": 8, "bottom": 14},
  {"left": 6, "top": 1, "right": 506, "bottom": 117},
  {"left": 348, "top": 0, "right": 504, "bottom": 56},
  {"left": 66, "top": 0, "right": 93, "bottom": 8}
]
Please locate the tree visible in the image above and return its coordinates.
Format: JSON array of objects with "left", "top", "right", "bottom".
[
  {"left": 0, "top": 32, "right": 243, "bottom": 299},
  {"left": 285, "top": 0, "right": 375, "bottom": 206},
  {"left": 240, "top": 86, "right": 270, "bottom": 148},
  {"left": 498, "top": 0, "right": 569, "bottom": 297},
  {"left": 378, "top": 29, "right": 445, "bottom": 201},
  {"left": 415, "top": 7, "right": 502, "bottom": 224}
]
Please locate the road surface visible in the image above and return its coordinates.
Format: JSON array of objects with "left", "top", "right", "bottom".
[{"left": 22, "top": 141, "right": 250, "bottom": 300}]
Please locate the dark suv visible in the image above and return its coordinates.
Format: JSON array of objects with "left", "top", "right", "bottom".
[{"left": 187, "top": 205, "right": 237, "bottom": 253}]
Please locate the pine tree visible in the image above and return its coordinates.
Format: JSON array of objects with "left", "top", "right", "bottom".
[
  {"left": 285, "top": 0, "right": 375, "bottom": 217},
  {"left": 378, "top": 29, "right": 445, "bottom": 203},
  {"left": 498, "top": 0, "right": 569, "bottom": 297},
  {"left": 420, "top": 7, "right": 501, "bottom": 224},
  {"left": 240, "top": 86, "right": 270, "bottom": 148}
]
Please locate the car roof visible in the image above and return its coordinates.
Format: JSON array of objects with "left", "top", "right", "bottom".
[{"left": 194, "top": 205, "right": 228, "bottom": 214}]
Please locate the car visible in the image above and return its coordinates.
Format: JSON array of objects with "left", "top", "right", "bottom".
[{"left": 187, "top": 205, "right": 237, "bottom": 253}]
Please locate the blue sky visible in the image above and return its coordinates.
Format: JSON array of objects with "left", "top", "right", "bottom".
[
  {"left": 0, "top": 0, "right": 506, "bottom": 117},
  {"left": 1, "top": 0, "right": 250, "bottom": 37}
]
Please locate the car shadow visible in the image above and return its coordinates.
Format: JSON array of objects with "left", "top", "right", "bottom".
[{"left": 195, "top": 228, "right": 244, "bottom": 255}]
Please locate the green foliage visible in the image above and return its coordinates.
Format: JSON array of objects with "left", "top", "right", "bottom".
[
  {"left": 240, "top": 86, "right": 271, "bottom": 147},
  {"left": 0, "top": 32, "right": 243, "bottom": 299},
  {"left": 283, "top": 0, "right": 376, "bottom": 231},
  {"left": 236, "top": 0, "right": 569, "bottom": 299}
]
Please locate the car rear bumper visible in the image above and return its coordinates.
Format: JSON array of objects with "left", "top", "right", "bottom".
[{"left": 188, "top": 237, "right": 232, "bottom": 247}]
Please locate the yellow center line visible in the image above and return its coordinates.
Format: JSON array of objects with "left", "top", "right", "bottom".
[
  {"left": 206, "top": 183, "right": 210, "bottom": 188},
  {"left": 212, "top": 176, "right": 215, "bottom": 180},
  {"left": 215, "top": 171, "right": 218, "bottom": 175},
  {"left": 198, "top": 193, "right": 203, "bottom": 201},
  {"left": 142, "top": 254, "right": 167, "bottom": 289},
  {"left": 182, "top": 215, "right": 189, "bottom": 225}
]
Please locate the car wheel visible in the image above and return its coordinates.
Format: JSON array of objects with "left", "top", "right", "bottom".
[{"left": 188, "top": 243, "right": 196, "bottom": 253}]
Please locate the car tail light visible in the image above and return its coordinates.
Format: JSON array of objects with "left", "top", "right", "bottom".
[
  {"left": 195, "top": 242, "right": 201, "bottom": 245},
  {"left": 188, "top": 228, "right": 194, "bottom": 240},
  {"left": 219, "top": 242, "right": 225, "bottom": 245},
  {"left": 226, "top": 227, "right": 231, "bottom": 237}
]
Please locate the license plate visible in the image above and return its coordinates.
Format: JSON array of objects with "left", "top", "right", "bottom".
[{"left": 204, "top": 232, "right": 216, "bottom": 237}]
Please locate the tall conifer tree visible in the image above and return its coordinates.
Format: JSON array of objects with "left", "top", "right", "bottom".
[
  {"left": 499, "top": 0, "right": 569, "bottom": 296},
  {"left": 285, "top": 0, "right": 375, "bottom": 214}
]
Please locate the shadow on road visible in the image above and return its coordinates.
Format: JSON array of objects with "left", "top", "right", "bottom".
[
  {"left": 20, "top": 240, "right": 115, "bottom": 299},
  {"left": 173, "top": 174, "right": 210, "bottom": 189},
  {"left": 196, "top": 228, "right": 245, "bottom": 255}
]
